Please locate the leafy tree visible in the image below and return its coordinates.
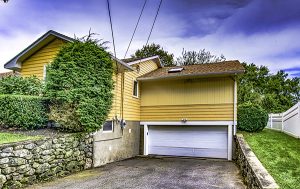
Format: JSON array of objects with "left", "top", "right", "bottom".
[
  {"left": 238, "top": 63, "right": 300, "bottom": 113},
  {"left": 132, "top": 43, "right": 175, "bottom": 66},
  {"left": 176, "top": 49, "right": 226, "bottom": 66},
  {"left": 45, "top": 35, "right": 114, "bottom": 132}
]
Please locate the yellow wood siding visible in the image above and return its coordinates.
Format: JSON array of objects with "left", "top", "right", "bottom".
[
  {"left": 140, "top": 77, "right": 234, "bottom": 121},
  {"left": 107, "top": 60, "right": 158, "bottom": 121},
  {"left": 20, "top": 39, "right": 65, "bottom": 79}
]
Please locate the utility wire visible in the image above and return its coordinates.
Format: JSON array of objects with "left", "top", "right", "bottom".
[
  {"left": 145, "top": 0, "right": 163, "bottom": 46},
  {"left": 124, "top": 0, "right": 148, "bottom": 58},
  {"left": 107, "top": 0, "right": 117, "bottom": 58},
  {"left": 106, "top": 0, "right": 119, "bottom": 117}
]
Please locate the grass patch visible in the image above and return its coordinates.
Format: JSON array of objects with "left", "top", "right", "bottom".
[
  {"left": 242, "top": 129, "right": 300, "bottom": 189},
  {"left": 0, "top": 132, "right": 43, "bottom": 144}
]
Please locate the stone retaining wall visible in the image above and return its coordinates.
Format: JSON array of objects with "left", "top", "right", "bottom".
[
  {"left": 0, "top": 133, "right": 93, "bottom": 189},
  {"left": 235, "top": 134, "right": 279, "bottom": 189}
]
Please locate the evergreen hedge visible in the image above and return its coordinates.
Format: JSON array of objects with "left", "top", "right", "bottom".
[
  {"left": 0, "top": 95, "right": 48, "bottom": 129},
  {"left": 0, "top": 75, "right": 43, "bottom": 95},
  {"left": 237, "top": 103, "right": 268, "bottom": 132},
  {"left": 45, "top": 38, "right": 114, "bottom": 132}
]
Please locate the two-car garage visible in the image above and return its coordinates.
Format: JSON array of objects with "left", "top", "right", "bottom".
[{"left": 142, "top": 122, "right": 233, "bottom": 160}]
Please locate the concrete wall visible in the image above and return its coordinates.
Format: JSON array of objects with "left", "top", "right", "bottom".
[{"left": 93, "top": 121, "right": 140, "bottom": 167}]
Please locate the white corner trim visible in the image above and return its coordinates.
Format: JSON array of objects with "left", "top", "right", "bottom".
[
  {"left": 144, "top": 124, "right": 149, "bottom": 155},
  {"left": 233, "top": 79, "right": 237, "bottom": 135},
  {"left": 227, "top": 124, "right": 233, "bottom": 160},
  {"left": 140, "top": 121, "right": 234, "bottom": 126}
]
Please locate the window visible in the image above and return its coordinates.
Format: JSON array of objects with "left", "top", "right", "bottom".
[
  {"left": 133, "top": 80, "right": 139, "bottom": 97},
  {"left": 103, "top": 121, "right": 113, "bottom": 132}
]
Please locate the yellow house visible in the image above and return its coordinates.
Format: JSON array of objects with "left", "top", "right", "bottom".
[{"left": 4, "top": 30, "right": 244, "bottom": 164}]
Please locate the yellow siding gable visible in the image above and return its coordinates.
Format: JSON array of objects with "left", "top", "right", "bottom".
[
  {"left": 140, "top": 77, "right": 234, "bottom": 121},
  {"left": 108, "top": 60, "right": 158, "bottom": 121},
  {"left": 20, "top": 39, "right": 65, "bottom": 79}
]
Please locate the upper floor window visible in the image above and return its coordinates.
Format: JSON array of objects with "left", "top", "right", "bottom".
[{"left": 133, "top": 80, "right": 139, "bottom": 98}]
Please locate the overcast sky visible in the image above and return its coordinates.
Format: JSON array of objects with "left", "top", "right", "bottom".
[{"left": 0, "top": 0, "right": 300, "bottom": 77}]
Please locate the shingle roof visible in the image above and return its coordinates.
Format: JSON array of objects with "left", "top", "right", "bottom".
[{"left": 138, "top": 60, "right": 244, "bottom": 80}]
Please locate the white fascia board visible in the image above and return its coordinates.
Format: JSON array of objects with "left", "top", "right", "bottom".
[
  {"left": 127, "top": 55, "right": 162, "bottom": 67},
  {"left": 140, "top": 121, "right": 234, "bottom": 126}
]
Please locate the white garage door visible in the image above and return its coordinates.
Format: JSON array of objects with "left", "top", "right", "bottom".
[{"left": 148, "top": 126, "right": 228, "bottom": 159}]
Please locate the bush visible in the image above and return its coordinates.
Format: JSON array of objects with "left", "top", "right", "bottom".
[
  {"left": 45, "top": 37, "right": 114, "bottom": 132},
  {"left": 238, "top": 103, "right": 268, "bottom": 132},
  {"left": 0, "top": 76, "right": 43, "bottom": 95},
  {"left": 0, "top": 95, "right": 48, "bottom": 129}
]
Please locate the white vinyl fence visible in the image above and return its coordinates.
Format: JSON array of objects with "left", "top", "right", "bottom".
[{"left": 267, "top": 102, "right": 300, "bottom": 138}]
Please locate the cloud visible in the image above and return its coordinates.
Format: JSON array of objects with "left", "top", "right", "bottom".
[
  {"left": 220, "top": 0, "right": 300, "bottom": 34},
  {"left": 0, "top": 0, "right": 300, "bottom": 78}
]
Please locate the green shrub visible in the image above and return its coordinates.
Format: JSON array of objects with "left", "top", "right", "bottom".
[
  {"left": 0, "top": 75, "right": 43, "bottom": 95},
  {"left": 45, "top": 38, "right": 114, "bottom": 132},
  {"left": 238, "top": 103, "right": 268, "bottom": 132},
  {"left": 48, "top": 102, "right": 82, "bottom": 132},
  {"left": 0, "top": 95, "right": 48, "bottom": 129}
]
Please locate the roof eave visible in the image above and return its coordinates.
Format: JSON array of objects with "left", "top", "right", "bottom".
[
  {"left": 137, "top": 70, "right": 245, "bottom": 81},
  {"left": 4, "top": 30, "right": 74, "bottom": 70},
  {"left": 127, "top": 55, "right": 163, "bottom": 68},
  {"left": 111, "top": 57, "right": 134, "bottom": 72}
]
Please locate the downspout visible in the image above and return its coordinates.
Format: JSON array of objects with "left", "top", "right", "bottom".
[
  {"left": 233, "top": 76, "right": 237, "bottom": 135},
  {"left": 114, "top": 61, "right": 119, "bottom": 120},
  {"left": 121, "top": 72, "right": 125, "bottom": 120},
  {"left": 120, "top": 72, "right": 125, "bottom": 135}
]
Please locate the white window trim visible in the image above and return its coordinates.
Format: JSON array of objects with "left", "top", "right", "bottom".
[
  {"left": 133, "top": 80, "right": 139, "bottom": 98},
  {"left": 103, "top": 120, "right": 114, "bottom": 133},
  {"left": 43, "top": 64, "right": 47, "bottom": 80}
]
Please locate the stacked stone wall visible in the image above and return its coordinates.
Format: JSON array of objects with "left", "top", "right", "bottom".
[
  {"left": 235, "top": 134, "right": 278, "bottom": 189},
  {"left": 0, "top": 134, "right": 93, "bottom": 189}
]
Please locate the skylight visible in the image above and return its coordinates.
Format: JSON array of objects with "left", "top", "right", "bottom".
[{"left": 168, "top": 67, "right": 184, "bottom": 73}]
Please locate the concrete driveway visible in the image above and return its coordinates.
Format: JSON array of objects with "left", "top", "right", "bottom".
[{"left": 29, "top": 157, "right": 245, "bottom": 189}]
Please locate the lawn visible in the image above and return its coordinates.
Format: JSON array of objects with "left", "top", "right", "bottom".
[
  {"left": 242, "top": 129, "right": 300, "bottom": 189},
  {"left": 0, "top": 132, "right": 43, "bottom": 144}
]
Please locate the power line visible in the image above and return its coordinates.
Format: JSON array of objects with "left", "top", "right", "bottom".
[
  {"left": 106, "top": 0, "right": 117, "bottom": 58},
  {"left": 124, "top": 0, "right": 148, "bottom": 58},
  {"left": 106, "top": 0, "right": 119, "bottom": 117},
  {"left": 145, "top": 0, "right": 163, "bottom": 46}
]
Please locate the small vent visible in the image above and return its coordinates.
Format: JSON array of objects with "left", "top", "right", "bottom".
[{"left": 168, "top": 67, "right": 184, "bottom": 73}]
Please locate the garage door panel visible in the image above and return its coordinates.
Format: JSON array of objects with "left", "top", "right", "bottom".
[{"left": 148, "top": 125, "right": 228, "bottom": 159}]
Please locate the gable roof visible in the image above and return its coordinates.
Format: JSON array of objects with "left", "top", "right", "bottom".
[
  {"left": 4, "top": 30, "right": 134, "bottom": 72},
  {"left": 137, "top": 60, "right": 245, "bottom": 81},
  {"left": 4, "top": 30, "right": 74, "bottom": 71},
  {"left": 122, "top": 56, "right": 163, "bottom": 68}
]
